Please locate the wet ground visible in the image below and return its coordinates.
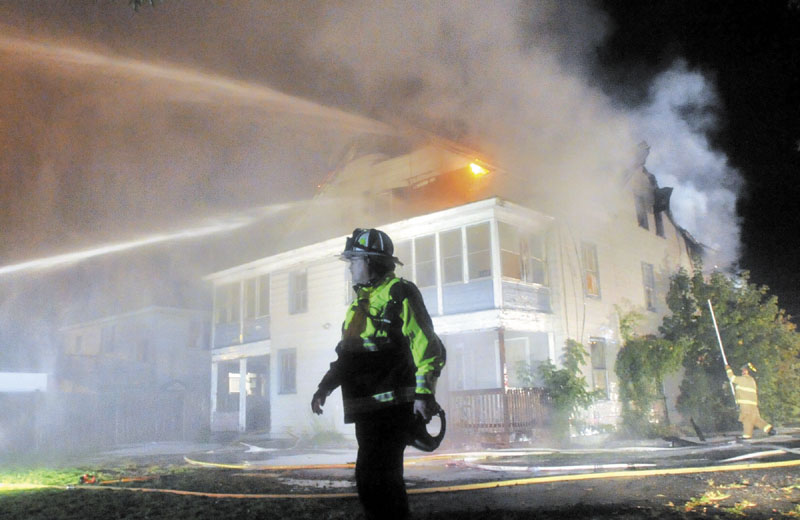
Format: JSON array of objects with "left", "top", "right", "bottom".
[{"left": 3, "top": 431, "right": 800, "bottom": 518}]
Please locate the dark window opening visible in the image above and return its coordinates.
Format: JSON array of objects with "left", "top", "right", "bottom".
[
  {"left": 654, "top": 210, "right": 665, "bottom": 237},
  {"left": 635, "top": 196, "right": 649, "bottom": 230}
]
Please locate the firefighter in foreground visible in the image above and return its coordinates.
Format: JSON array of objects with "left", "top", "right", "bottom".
[
  {"left": 725, "top": 362, "right": 776, "bottom": 439},
  {"left": 311, "top": 228, "right": 445, "bottom": 520}
]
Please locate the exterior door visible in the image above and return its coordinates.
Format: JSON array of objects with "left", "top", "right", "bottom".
[{"left": 246, "top": 355, "right": 270, "bottom": 432}]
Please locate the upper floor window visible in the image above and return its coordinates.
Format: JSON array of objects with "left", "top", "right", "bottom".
[
  {"left": 214, "top": 283, "right": 240, "bottom": 324},
  {"left": 581, "top": 242, "right": 601, "bottom": 298},
  {"left": 635, "top": 196, "right": 649, "bottom": 229},
  {"left": 642, "top": 262, "right": 656, "bottom": 311},
  {"left": 244, "top": 274, "right": 270, "bottom": 319},
  {"left": 499, "top": 222, "right": 547, "bottom": 285},
  {"left": 288, "top": 270, "right": 308, "bottom": 314},
  {"left": 654, "top": 209, "right": 665, "bottom": 237},
  {"left": 258, "top": 274, "right": 270, "bottom": 317},
  {"left": 526, "top": 233, "right": 547, "bottom": 285},
  {"left": 244, "top": 278, "right": 257, "bottom": 319},
  {"left": 414, "top": 235, "right": 436, "bottom": 289},
  {"left": 440, "top": 228, "right": 463, "bottom": 285},
  {"left": 467, "top": 222, "right": 492, "bottom": 280}
]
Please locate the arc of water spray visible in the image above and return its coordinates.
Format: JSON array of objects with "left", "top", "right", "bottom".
[
  {"left": 0, "top": 203, "right": 294, "bottom": 277},
  {"left": 0, "top": 31, "right": 395, "bottom": 136}
]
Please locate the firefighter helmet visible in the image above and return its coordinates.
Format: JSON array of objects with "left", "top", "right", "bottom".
[
  {"left": 407, "top": 408, "right": 446, "bottom": 452},
  {"left": 742, "top": 362, "right": 757, "bottom": 373},
  {"left": 341, "top": 228, "right": 403, "bottom": 265}
]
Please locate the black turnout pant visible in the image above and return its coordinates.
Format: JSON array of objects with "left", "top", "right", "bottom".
[{"left": 354, "top": 403, "right": 413, "bottom": 520}]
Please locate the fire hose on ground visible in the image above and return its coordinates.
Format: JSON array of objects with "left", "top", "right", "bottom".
[{"left": 13, "top": 447, "right": 797, "bottom": 500}]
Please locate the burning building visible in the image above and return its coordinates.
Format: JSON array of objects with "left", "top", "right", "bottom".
[{"left": 205, "top": 138, "right": 699, "bottom": 442}]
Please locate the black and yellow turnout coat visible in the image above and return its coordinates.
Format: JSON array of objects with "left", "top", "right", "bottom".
[{"left": 316, "top": 273, "right": 446, "bottom": 423}]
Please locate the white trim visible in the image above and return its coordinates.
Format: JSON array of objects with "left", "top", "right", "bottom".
[
  {"left": 204, "top": 198, "right": 553, "bottom": 284},
  {"left": 238, "top": 359, "right": 247, "bottom": 432},
  {"left": 212, "top": 341, "right": 270, "bottom": 362},
  {"left": 434, "top": 232, "right": 443, "bottom": 315},
  {"left": 210, "top": 363, "right": 218, "bottom": 417},
  {"left": 61, "top": 306, "right": 206, "bottom": 331},
  {"left": 490, "top": 219, "right": 503, "bottom": 308},
  {"left": 460, "top": 226, "right": 468, "bottom": 283}
]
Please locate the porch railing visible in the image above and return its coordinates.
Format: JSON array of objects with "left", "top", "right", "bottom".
[{"left": 449, "top": 387, "right": 550, "bottom": 436}]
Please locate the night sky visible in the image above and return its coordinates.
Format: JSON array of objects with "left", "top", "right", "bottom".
[
  {"left": 596, "top": 0, "right": 800, "bottom": 316},
  {"left": 0, "top": 1, "right": 799, "bottom": 369}
]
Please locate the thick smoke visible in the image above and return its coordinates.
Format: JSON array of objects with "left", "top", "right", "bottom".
[
  {"left": 306, "top": 1, "right": 742, "bottom": 265},
  {"left": 631, "top": 61, "right": 742, "bottom": 266},
  {"left": 0, "top": 1, "right": 741, "bottom": 271}
]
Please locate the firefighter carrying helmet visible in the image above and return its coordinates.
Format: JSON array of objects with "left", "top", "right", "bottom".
[
  {"left": 407, "top": 407, "right": 446, "bottom": 452},
  {"left": 341, "top": 228, "right": 403, "bottom": 265}
]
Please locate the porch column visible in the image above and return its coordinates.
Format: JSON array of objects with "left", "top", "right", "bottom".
[
  {"left": 497, "top": 328, "right": 510, "bottom": 439},
  {"left": 238, "top": 358, "right": 247, "bottom": 432},
  {"left": 210, "top": 362, "right": 218, "bottom": 423}
]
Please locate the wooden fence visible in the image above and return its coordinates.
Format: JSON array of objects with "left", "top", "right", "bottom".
[{"left": 448, "top": 387, "right": 551, "bottom": 442}]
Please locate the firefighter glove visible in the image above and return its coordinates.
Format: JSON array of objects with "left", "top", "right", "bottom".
[
  {"left": 311, "top": 390, "right": 327, "bottom": 415},
  {"left": 413, "top": 398, "right": 438, "bottom": 423}
]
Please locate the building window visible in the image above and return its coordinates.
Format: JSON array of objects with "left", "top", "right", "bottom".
[
  {"left": 445, "top": 331, "right": 501, "bottom": 391},
  {"left": 289, "top": 271, "right": 308, "bottom": 314},
  {"left": 654, "top": 210, "right": 665, "bottom": 237},
  {"left": 344, "top": 266, "right": 354, "bottom": 304},
  {"left": 504, "top": 336, "right": 531, "bottom": 388},
  {"left": 590, "top": 337, "right": 608, "bottom": 398},
  {"left": 394, "top": 240, "right": 411, "bottom": 279},
  {"left": 499, "top": 222, "right": 547, "bottom": 284},
  {"left": 499, "top": 222, "right": 522, "bottom": 280},
  {"left": 214, "top": 282, "right": 240, "bottom": 324},
  {"left": 642, "top": 262, "right": 656, "bottom": 311},
  {"left": 414, "top": 235, "right": 436, "bottom": 289},
  {"left": 244, "top": 274, "right": 270, "bottom": 319},
  {"left": 581, "top": 242, "right": 601, "bottom": 298},
  {"left": 440, "top": 228, "right": 463, "bottom": 284},
  {"left": 635, "top": 196, "right": 649, "bottom": 229},
  {"left": 504, "top": 332, "right": 550, "bottom": 388},
  {"left": 466, "top": 222, "right": 492, "bottom": 280},
  {"left": 278, "top": 349, "right": 297, "bottom": 394},
  {"left": 244, "top": 278, "right": 257, "bottom": 319},
  {"left": 258, "top": 274, "right": 270, "bottom": 317},
  {"left": 526, "top": 233, "right": 547, "bottom": 285}
]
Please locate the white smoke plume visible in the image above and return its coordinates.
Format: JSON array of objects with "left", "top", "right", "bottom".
[
  {"left": 632, "top": 61, "right": 742, "bottom": 266},
  {"left": 0, "top": 1, "right": 742, "bottom": 269},
  {"left": 306, "top": 1, "right": 742, "bottom": 266}
]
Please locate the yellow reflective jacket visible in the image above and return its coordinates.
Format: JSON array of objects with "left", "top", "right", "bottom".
[
  {"left": 316, "top": 273, "right": 446, "bottom": 422},
  {"left": 726, "top": 366, "right": 758, "bottom": 407}
]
